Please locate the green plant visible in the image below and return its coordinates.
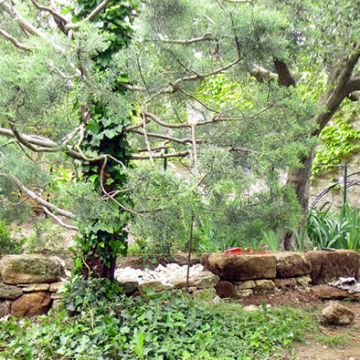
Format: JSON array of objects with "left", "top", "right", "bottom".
[
  {"left": 0, "top": 221, "right": 22, "bottom": 254},
  {"left": 307, "top": 205, "right": 360, "bottom": 250},
  {"left": 261, "top": 230, "right": 280, "bottom": 251},
  {"left": 0, "top": 289, "right": 315, "bottom": 360}
]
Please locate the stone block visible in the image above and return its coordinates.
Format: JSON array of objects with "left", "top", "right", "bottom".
[
  {"left": 234, "top": 280, "right": 256, "bottom": 290},
  {"left": 275, "top": 252, "right": 312, "bottom": 278},
  {"left": 0, "top": 300, "right": 10, "bottom": 318},
  {"left": 22, "top": 284, "right": 50, "bottom": 293},
  {"left": 0, "top": 255, "right": 65, "bottom": 285},
  {"left": 322, "top": 301, "right": 355, "bottom": 326},
  {"left": 296, "top": 276, "right": 312, "bottom": 288},
  {"left": 305, "top": 250, "right": 360, "bottom": 284},
  {"left": 255, "top": 279, "right": 275, "bottom": 293},
  {"left": 0, "top": 283, "right": 23, "bottom": 300},
  {"left": 201, "top": 253, "right": 276, "bottom": 281},
  {"left": 11, "top": 292, "right": 51, "bottom": 317},
  {"left": 49, "top": 281, "right": 65, "bottom": 293}
]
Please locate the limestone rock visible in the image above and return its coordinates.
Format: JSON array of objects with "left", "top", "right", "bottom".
[
  {"left": 236, "top": 289, "right": 254, "bottom": 298},
  {"left": 322, "top": 302, "right": 355, "bottom": 326},
  {"left": 22, "top": 284, "right": 50, "bottom": 293},
  {"left": 311, "top": 285, "right": 360, "bottom": 300},
  {"left": 0, "top": 300, "right": 10, "bottom": 318},
  {"left": 255, "top": 279, "right": 275, "bottom": 293},
  {"left": 49, "top": 281, "right": 65, "bottom": 293},
  {"left": 0, "top": 283, "right": 23, "bottom": 299},
  {"left": 234, "top": 280, "right": 256, "bottom": 290},
  {"left": 201, "top": 253, "right": 276, "bottom": 281},
  {"left": 0, "top": 255, "right": 65, "bottom": 285},
  {"left": 296, "top": 275, "right": 312, "bottom": 288},
  {"left": 118, "top": 281, "right": 138, "bottom": 295},
  {"left": 11, "top": 292, "right": 51, "bottom": 317},
  {"left": 215, "top": 281, "right": 235, "bottom": 298},
  {"left": 274, "top": 278, "right": 297, "bottom": 289},
  {"left": 275, "top": 252, "right": 312, "bottom": 278},
  {"left": 139, "top": 280, "right": 173, "bottom": 293},
  {"left": 306, "top": 250, "right": 360, "bottom": 284}
]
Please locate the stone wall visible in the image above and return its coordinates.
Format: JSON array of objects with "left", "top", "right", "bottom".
[
  {"left": 0, "top": 255, "right": 66, "bottom": 317},
  {"left": 201, "top": 250, "right": 360, "bottom": 298}
]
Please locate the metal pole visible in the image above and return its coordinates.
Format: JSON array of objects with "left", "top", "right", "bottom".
[{"left": 342, "top": 162, "right": 348, "bottom": 219}]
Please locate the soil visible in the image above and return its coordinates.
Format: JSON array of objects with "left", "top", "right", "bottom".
[{"left": 238, "top": 289, "right": 360, "bottom": 360}]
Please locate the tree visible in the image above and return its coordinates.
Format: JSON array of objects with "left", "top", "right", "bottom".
[{"left": 0, "top": 0, "right": 334, "bottom": 277}]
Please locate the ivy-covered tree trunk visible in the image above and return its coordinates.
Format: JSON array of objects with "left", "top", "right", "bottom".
[{"left": 74, "top": 0, "right": 137, "bottom": 280}]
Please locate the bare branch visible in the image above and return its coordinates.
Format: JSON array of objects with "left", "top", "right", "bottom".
[
  {"left": 42, "top": 206, "right": 79, "bottom": 231},
  {"left": 132, "top": 129, "right": 193, "bottom": 144},
  {"left": 30, "top": 0, "right": 68, "bottom": 25},
  {"left": 141, "top": 33, "right": 214, "bottom": 45},
  {"left": 0, "top": 28, "right": 32, "bottom": 51},
  {"left": 0, "top": 172, "right": 76, "bottom": 219},
  {"left": 131, "top": 151, "right": 190, "bottom": 160}
]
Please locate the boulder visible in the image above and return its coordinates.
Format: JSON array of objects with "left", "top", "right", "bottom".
[
  {"left": 0, "top": 283, "right": 23, "bottom": 300},
  {"left": 0, "top": 255, "right": 65, "bottom": 285},
  {"left": 274, "top": 278, "right": 297, "bottom": 289},
  {"left": 215, "top": 281, "right": 235, "bottom": 298},
  {"left": 311, "top": 285, "right": 360, "bottom": 300},
  {"left": 0, "top": 300, "right": 10, "bottom": 318},
  {"left": 118, "top": 281, "right": 138, "bottom": 295},
  {"left": 322, "top": 302, "right": 355, "bottom": 326},
  {"left": 201, "top": 253, "right": 276, "bottom": 281},
  {"left": 275, "top": 252, "right": 312, "bottom": 278},
  {"left": 254, "top": 279, "right": 275, "bottom": 293},
  {"left": 305, "top": 250, "right": 360, "bottom": 284},
  {"left": 22, "top": 284, "right": 50, "bottom": 293},
  {"left": 11, "top": 292, "right": 51, "bottom": 317}
]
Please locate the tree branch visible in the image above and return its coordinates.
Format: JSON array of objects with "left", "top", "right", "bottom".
[
  {"left": 273, "top": 59, "right": 296, "bottom": 87},
  {"left": 0, "top": 173, "right": 76, "bottom": 219},
  {"left": 130, "top": 151, "right": 190, "bottom": 160},
  {"left": 0, "top": 28, "right": 32, "bottom": 52},
  {"left": 141, "top": 33, "right": 214, "bottom": 45},
  {"left": 30, "top": 0, "right": 68, "bottom": 26}
]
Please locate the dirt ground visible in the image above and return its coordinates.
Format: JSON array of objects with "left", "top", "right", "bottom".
[{"left": 238, "top": 289, "right": 360, "bottom": 360}]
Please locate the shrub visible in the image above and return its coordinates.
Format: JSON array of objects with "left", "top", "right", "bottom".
[
  {"left": 0, "top": 222, "right": 22, "bottom": 254},
  {"left": 0, "top": 280, "right": 314, "bottom": 359}
]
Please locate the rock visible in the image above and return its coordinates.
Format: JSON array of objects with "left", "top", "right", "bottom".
[
  {"left": 0, "top": 255, "right": 65, "bottom": 285},
  {"left": 243, "top": 305, "right": 258, "bottom": 312},
  {"left": 22, "top": 284, "right": 50, "bottom": 293},
  {"left": 192, "top": 272, "right": 220, "bottom": 289},
  {"left": 139, "top": 280, "right": 173, "bottom": 293},
  {"left": 51, "top": 299, "right": 62, "bottom": 313},
  {"left": 311, "top": 285, "right": 360, "bottom": 300},
  {"left": 201, "top": 253, "right": 276, "bottom": 281},
  {"left": 215, "top": 281, "right": 235, "bottom": 298},
  {"left": 50, "top": 292, "right": 64, "bottom": 300},
  {"left": 212, "top": 295, "right": 222, "bottom": 304},
  {"left": 322, "top": 302, "right": 355, "bottom": 326},
  {"left": 0, "top": 283, "right": 23, "bottom": 299},
  {"left": 0, "top": 301, "right": 10, "bottom": 318},
  {"left": 274, "top": 278, "right": 297, "bottom": 289},
  {"left": 236, "top": 289, "right": 254, "bottom": 298},
  {"left": 275, "top": 252, "right": 312, "bottom": 278},
  {"left": 234, "top": 280, "right": 256, "bottom": 290},
  {"left": 11, "top": 292, "right": 51, "bottom": 317},
  {"left": 296, "top": 276, "right": 312, "bottom": 288},
  {"left": 255, "top": 279, "right": 275, "bottom": 293},
  {"left": 118, "top": 281, "right": 138, "bottom": 295},
  {"left": 49, "top": 281, "right": 65, "bottom": 293},
  {"left": 305, "top": 250, "right": 360, "bottom": 284}
]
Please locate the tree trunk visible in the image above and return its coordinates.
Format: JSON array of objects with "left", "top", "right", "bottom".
[{"left": 283, "top": 147, "right": 315, "bottom": 250}]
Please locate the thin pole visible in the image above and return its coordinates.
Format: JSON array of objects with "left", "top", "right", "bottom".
[
  {"left": 185, "top": 210, "right": 195, "bottom": 293},
  {"left": 342, "top": 162, "right": 348, "bottom": 219}
]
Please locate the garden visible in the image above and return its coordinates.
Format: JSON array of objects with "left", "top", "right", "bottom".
[{"left": 0, "top": 0, "right": 360, "bottom": 359}]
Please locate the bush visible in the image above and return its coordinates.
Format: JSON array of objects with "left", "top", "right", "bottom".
[
  {"left": 0, "top": 280, "right": 314, "bottom": 359},
  {"left": 0, "top": 222, "right": 22, "bottom": 254}
]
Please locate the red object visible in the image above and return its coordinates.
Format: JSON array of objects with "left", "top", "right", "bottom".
[{"left": 223, "top": 247, "right": 268, "bottom": 255}]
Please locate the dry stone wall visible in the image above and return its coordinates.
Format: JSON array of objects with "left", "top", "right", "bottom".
[
  {"left": 201, "top": 250, "right": 360, "bottom": 298},
  {"left": 0, "top": 255, "right": 66, "bottom": 318}
]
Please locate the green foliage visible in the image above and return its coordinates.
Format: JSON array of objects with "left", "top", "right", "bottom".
[
  {"left": 0, "top": 221, "right": 21, "bottom": 254},
  {"left": 0, "top": 286, "right": 314, "bottom": 359},
  {"left": 307, "top": 205, "right": 360, "bottom": 250},
  {"left": 261, "top": 230, "right": 280, "bottom": 251},
  {"left": 313, "top": 100, "right": 360, "bottom": 176}
]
